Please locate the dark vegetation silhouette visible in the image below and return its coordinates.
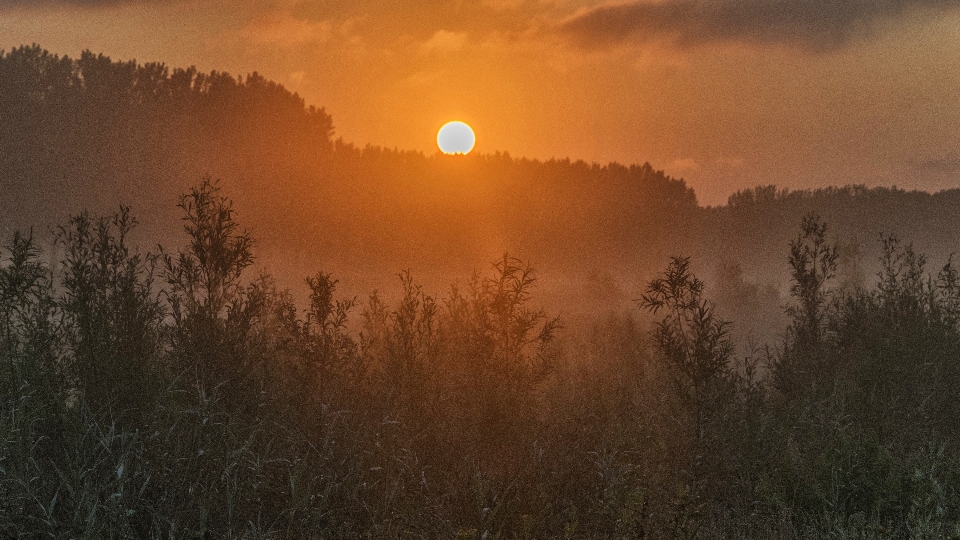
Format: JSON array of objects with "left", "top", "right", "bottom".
[
  {"left": 6, "top": 182, "right": 960, "bottom": 537},
  {"left": 6, "top": 45, "right": 960, "bottom": 536}
]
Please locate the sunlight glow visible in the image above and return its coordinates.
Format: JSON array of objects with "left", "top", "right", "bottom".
[{"left": 437, "top": 121, "right": 476, "bottom": 155}]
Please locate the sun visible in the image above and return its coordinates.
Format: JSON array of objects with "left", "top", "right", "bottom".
[{"left": 437, "top": 121, "right": 476, "bottom": 155}]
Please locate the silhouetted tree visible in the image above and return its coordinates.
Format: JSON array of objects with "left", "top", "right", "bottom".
[
  {"left": 787, "top": 213, "right": 838, "bottom": 348},
  {"left": 0, "top": 231, "right": 63, "bottom": 409},
  {"left": 641, "top": 256, "right": 732, "bottom": 407},
  {"left": 57, "top": 207, "right": 163, "bottom": 420},
  {"left": 775, "top": 213, "right": 839, "bottom": 396},
  {"left": 163, "top": 178, "right": 259, "bottom": 397}
]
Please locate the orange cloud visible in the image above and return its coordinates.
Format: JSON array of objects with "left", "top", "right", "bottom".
[
  {"left": 419, "top": 29, "right": 469, "bottom": 54},
  {"left": 240, "top": 11, "right": 332, "bottom": 48},
  {"left": 556, "top": 0, "right": 959, "bottom": 52}
]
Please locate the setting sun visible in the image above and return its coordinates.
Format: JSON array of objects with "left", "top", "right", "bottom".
[{"left": 437, "top": 121, "right": 475, "bottom": 155}]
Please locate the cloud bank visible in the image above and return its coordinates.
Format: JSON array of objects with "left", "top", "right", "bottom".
[
  {"left": 917, "top": 156, "right": 960, "bottom": 174},
  {"left": 419, "top": 30, "right": 469, "bottom": 54},
  {"left": 557, "top": 0, "right": 958, "bottom": 51},
  {"left": 0, "top": 0, "right": 165, "bottom": 7},
  {"left": 239, "top": 12, "right": 333, "bottom": 48}
]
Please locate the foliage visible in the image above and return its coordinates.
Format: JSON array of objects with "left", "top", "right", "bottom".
[
  {"left": 786, "top": 212, "right": 838, "bottom": 349},
  {"left": 774, "top": 212, "right": 840, "bottom": 396},
  {"left": 639, "top": 256, "right": 732, "bottom": 403},
  {"left": 5, "top": 184, "right": 960, "bottom": 538},
  {"left": 57, "top": 207, "right": 164, "bottom": 421}
]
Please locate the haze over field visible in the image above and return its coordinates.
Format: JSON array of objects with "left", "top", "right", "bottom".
[
  {"left": 2, "top": 0, "right": 960, "bottom": 204},
  {"left": 5, "top": 43, "right": 960, "bottom": 351}
]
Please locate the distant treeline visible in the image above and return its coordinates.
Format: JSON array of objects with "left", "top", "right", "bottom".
[
  {"left": 0, "top": 44, "right": 331, "bottom": 229},
  {"left": 712, "top": 184, "right": 960, "bottom": 276}
]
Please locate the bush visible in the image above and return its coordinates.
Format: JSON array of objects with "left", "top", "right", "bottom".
[{"left": 6, "top": 184, "right": 960, "bottom": 537}]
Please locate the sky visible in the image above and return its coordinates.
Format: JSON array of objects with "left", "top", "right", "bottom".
[{"left": 1, "top": 0, "right": 959, "bottom": 205}]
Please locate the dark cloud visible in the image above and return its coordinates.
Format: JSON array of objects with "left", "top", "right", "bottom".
[
  {"left": 0, "top": 0, "right": 162, "bottom": 7},
  {"left": 917, "top": 156, "right": 960, "bottom": 174},
  {"left": 557, "top": 0, "right": 958, "bottom": 52},
  {"left": 290, "top": 0, "right": 542, "bottom": 37}
]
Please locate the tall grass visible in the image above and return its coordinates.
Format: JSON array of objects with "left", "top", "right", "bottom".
[{"left": 4, "top": 188, "right": 960, "bottom": 538}]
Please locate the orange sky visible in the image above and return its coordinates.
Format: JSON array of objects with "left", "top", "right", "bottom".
[{"left": 2, "top": 0, "right": 959, "bottom": 205}]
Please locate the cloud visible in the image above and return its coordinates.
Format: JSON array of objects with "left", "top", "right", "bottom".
[
  {"left": 0, "top": 0, "right": 163, "bottom": 6},
  {"left": 288, "top": 71, "right": 305, "bottom": 88},
  {"left": 916, "top": 156, "right": 960, "bottom": 174},
  {"left": 404, "top": 70, "right": 441, "bottom": 87},
  {"left": 668, "top": 157, "right": 701, "bottom": 172},
  {"left": 239, "top": 12, "right": 332, "bottom": 48},
  {"left": 419, "top": 29, "right": 468, "bottom": 54},
  {"left": 556, "top": 0, "right": 958, "bottom": 52},
  {"left": 482, "top": 0, "right": 528, "bottom": 10}
]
